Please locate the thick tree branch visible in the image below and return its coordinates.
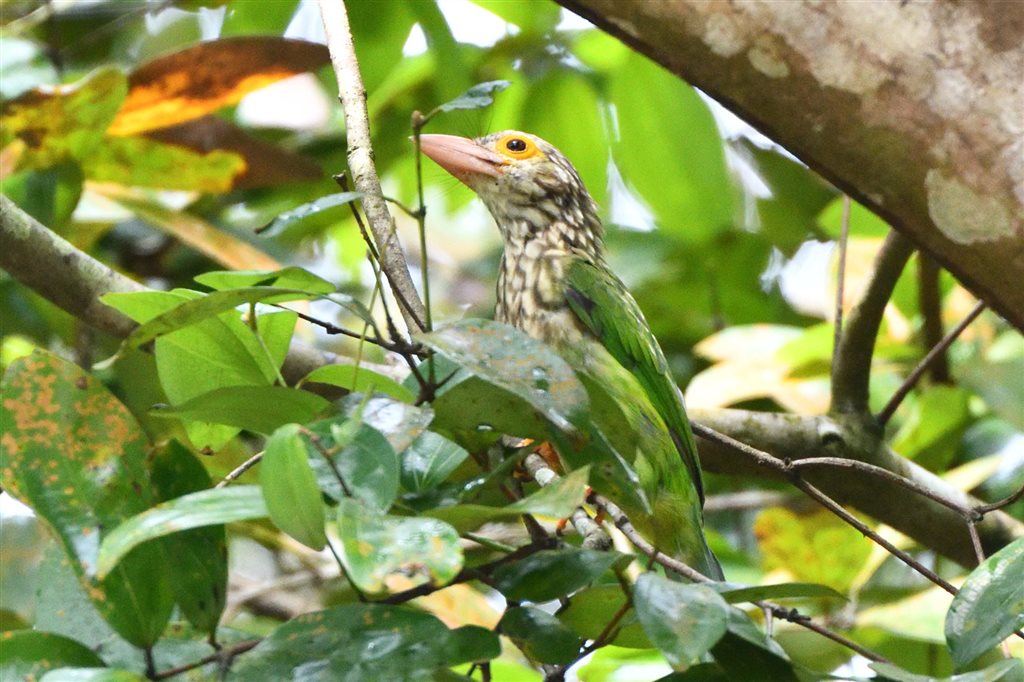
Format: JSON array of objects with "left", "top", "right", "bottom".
[
  {"left": 555, "top": 0, "right": 1024, "bottom": 331},
  {"left": 317, "top": 0, "right": 427, "bottom": 334},
  {"left": 830, "top": 231, "right": 914, "bottom": 414}
]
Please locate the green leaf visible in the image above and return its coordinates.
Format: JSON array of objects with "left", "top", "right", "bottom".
[
  {"left": 261, "top": 424, "right": 328, "bottom": 550},
  {"left": 892, "top": 384, "right": 972, "bottom": 470},
  {"left": 1, "top": 67, "right": 127, "bottom": 170},
  {"left": 257, "top": 192, "right": 363, "bottom": 238},
  {"left": 335, "top": 498, "right": 462, "bottom": 594},
  {"left": 151, "top": 385, "right": 330, "bottom": 434},
  {"left": 427, "top": 466, "right": 589, "bottom": 533},
  {"left": 83, "top": 136, "right": 245, "bottom": 192},
  {"left": 2, "top": 160, "right": 84, "bottom": 229},
  {"left": 101, "top": 286, "right": 322, "bottom": 359},
  {"left": 432, "top": 80, "right": 511, "bottom": 115},
  {"left": 257, "top": 310, "right": 298, "bottom": 370},
  {"left": 195, "top": 266, "right": 336, "bottom": 294},
  {"left": 492, "top": 546, "right": 628, "bottom": 603},
  {"left": 307, "top": 420, "right": 400, "bottom": 512},
  {"left": 609, "top": 51, "right": 735, "bottom": 242},
  {"left": 401, "top": 431, "right": 469, "bottom": 491},
  {"left": 711, "top": 608, "right": 798, "bottom": 682},
  {"left": 711, "top": 582, "right": 847, "bottom": 604},
  {"left": 447, "top": 625, "right": 502, "bottom": 667},
  {"left": 0, "top": 631, "right": 104, "bottom": 682},
  {"left": 150, "top": 441, "right": 227, "bottom": 635},
  {"left": 468, "top": 0, "right": 560, "bottom": 33},
  {"left": 818, "top": 196, "right": 891, "bottom": 238},
  {"left": 96, "top": 486, "right": 268, "bottom": 580},
  {"left": 348, "top": 395, "right": 435, "bottom": 454},
  {"left": 0, "top": 350, "right": 173, "bottom": 647},
  {"left": 227, "top": 603, "right": 497, "bottom": 680},
  {"left": 946, "top": 537, "right": 1024, "bottom": 668},
  {"left": 500, "top": 606, "right": 583, "bottom": 665},
  {"left": 634, "top": 574, "right": 730, "bottom": 666},
  {"left": 302, "top": 364, "right": 415, "bottom": 403},
  {"left": 41, "top": 669, "right": 148, "bottom": 682},
  {"left": 871, "top": 659, "right": 1023, "bottom": 682},
  {"left": 558, "top": 585, "right": 649, "bottom": 648}
]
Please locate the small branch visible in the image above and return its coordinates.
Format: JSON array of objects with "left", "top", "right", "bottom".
[
  {"left": 831, "top": 231, "right": 914, "bottom": 414},
  {"left": 876, "top": 300, "right": 986, "bottom": 425},
  {"left": 215, "top": 452, "right": 263, "bottom": 488},
  {"left": 317, "top": 0, "right": 427, "bottom": 334},
  {"left": 975, "top": 483, "right": 1024, "bottom": 516},
  {"left": 152, "top": 638, "right": 260, "bottom": 680},
  {"left": 917, "top": 255, "right": 952, "bottom": 383},
  {"left": 524, "top": 453, "right": 611, "bottom": 550},
  {"left": 832, "top": 194, "right": 851, "bottom": 355}
]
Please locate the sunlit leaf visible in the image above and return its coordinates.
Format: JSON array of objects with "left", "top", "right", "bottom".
[
  {"left": 83, "top": 136, "right": 245, "bottom": 192},
  {"left": 109, "top": 37, "right": 330, "bottom": 136},
  {"left": 96, "top": 486, "right": 268, "bottom": 580},
  {"left": 227, "top": 603, "right": 497, "bottom": 680},
  {"left": 946, "top": 538, "right": 1024, "bottom": 668},
  {"left": 302, "top": 364, "right": 415, "bottom": 403},
  {"left": 336, "top": 498, "right": 462, "bottom": 594},
  {"left": 261, "top": 424, "right": 328, "bottom": 550},
  {"left": 0, "top": 350, "right": 173, "bottom": 646},
  {"left": 151, "top": 385, "right": 330, "bottom": 434},
  {"left": 257, "top": 192, "right": 363, "bottom": 238},
  {"left": 634, "top": 574, "right": 730, "bottom": 666}
]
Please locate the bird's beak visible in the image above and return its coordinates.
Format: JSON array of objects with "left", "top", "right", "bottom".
[{"left": 417, "top": 134, "right": 505, "bottom": 187}]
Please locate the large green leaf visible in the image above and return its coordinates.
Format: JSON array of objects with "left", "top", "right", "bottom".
[
  {"left": 96, "top": 486, "right": 268, "bottom": 580},
  {"left": 500, "top": 606, "right": 582, "bottom": 665},
  {"left": 150, "top": 441, "right": 227, "bottom": 636},
  {"left": 0, "top": 631, "right": 104, "bottom": 682},
  {"left": 307, "top": 419, "right": 400, "bottom": 512},
  {"left": 335, "top": 498, "right": 462, "bottom": 594},
  {"left": 261, "top": 424, "right": 328, "bottom": 550},
  {"left": 227, "top": 603, "right": 498, "bottom": 680},
  {"left": 151, "top": 385, "right": 330, "bottom": 434},
  {"left": 609, "top": 51, "right": 735, "bottom": 242},
  {"left": 400, "top": 431, "right": 469, "bottom": 492},
  {"left": 0, "top": 350, "right": 172, "bottom": 647},
  {"left": 634, "top": 574, "right": 730, "bottom": 667},
  {"left": 946, "top": 538, "right": 1024, "bottom": 668},
  {"left": 492, "top": 546, "right": 629, "bottom": 602}
]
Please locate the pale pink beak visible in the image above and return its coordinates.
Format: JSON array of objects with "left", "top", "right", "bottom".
[{"left": 418, "top": 134, "right": 505, "bottom": 187}]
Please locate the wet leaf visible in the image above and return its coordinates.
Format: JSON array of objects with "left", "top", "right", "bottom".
[
  {"left": 227, "top": 603, "right": 496, "bottom": 680},
  {"left": 1, "top": 67, "right": 126, "bottom": 170},
  {"left": 109, "top": 37, "right": 330, "bottom": 136},
  {"left": 151, "top": 385, "right": 330, "bottom": 435},
  {"left": 946, "top": 537, "right": 1024, "bottom": 668},
  {"left": 307, "top": 420, "right": 400, "bottom": 511},
  {"left": 96, "top": 486, "right": 267, "bottom": 580},
  {"left": 261, "top": 424, "right": 328, "bottom": 550},
  {"left": 335, "top": 498, "right": 462, "bottom": 594},
  {"left": 257, "top": 192, "right": 363, "bottom": 238},
  {"left": 302, "top": 364, "right": 415, "bottom": 403},
  {"left": 0, "top": 631, "right": 104, "bottom": 682},
  {"left": 83, "top": 136, "right": 245, "bottom": 192},
  {"left": 500, "top": 606, "right": 582, "bottom": 665},
  {"left": 634, "top": 573, "right": 730, "bottom": 666},
  {"left": 195, "top": 266, "right": 336, "bottom": 294},
  {"left": 345, "top": 395, "right": 434, "bottom": 455},
  {"left": 431, "top": 80, "right": 510, "bottom": 115},
  {"left": 492, "top": 546, "right": 628, "bottom": 602},
  {"left": 401, "top": 431, "right": 469, "bottom": 491},
  {"left": 0, "top": 350, "right": 173, "bottom": 646}
]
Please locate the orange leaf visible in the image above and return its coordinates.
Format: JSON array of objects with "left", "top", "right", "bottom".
[{"left": 109, "top": 37, "right": 330, "bottom": 137}]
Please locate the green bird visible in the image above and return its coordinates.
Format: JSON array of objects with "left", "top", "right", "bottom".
[{"left": 420, "top": 131, "right": 722, "bottom": 579}]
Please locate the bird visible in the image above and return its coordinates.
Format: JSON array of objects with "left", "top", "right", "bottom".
[{"left": 420, "top": 130, "right": 722, "bottom": 580}]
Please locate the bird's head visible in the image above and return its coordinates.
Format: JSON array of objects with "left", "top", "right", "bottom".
[{"left": 419, "top": 130, "right": 601, "bottom": 249}]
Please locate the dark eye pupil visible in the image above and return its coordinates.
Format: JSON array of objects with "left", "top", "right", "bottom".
[{"left": 506, "top": 138, "right": 527, "bottom": 152}]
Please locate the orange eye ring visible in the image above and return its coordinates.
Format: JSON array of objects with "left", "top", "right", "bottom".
[{"left": 496, "top": 134, "right": 540, "bottom": 160}]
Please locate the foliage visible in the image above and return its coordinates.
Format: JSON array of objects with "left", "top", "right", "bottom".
[{"left": 1, "top": 1, "right": 1021, "bottom": 681}]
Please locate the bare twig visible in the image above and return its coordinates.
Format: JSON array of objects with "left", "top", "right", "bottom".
[
  {"left": 876, "top": 300, "right": 986, "bottom": 425},
  {"left": 215, "top": 452, "right": 264, "bottom": 488},
  {"left": 832, "top": 194, "right": 851, "bottom": 355},
  {"left": 831, "top": 231, "right": 914, "bottom": 414},
  {"left": 317, "top": 0, "right": 426, "bottom": 333},
  {"left": 975, "top": 483, "right": 1024, "bottom": 516},
  {"left": 524, "top": 453, "right": 611, "bottom": 550},
  {"left": 152, "top": 638, "right": 260, "bottom": 680}
]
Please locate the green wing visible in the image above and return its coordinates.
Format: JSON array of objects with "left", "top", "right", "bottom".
[{"left": 565, "top": 258, "right": 705, "bottom": 503}]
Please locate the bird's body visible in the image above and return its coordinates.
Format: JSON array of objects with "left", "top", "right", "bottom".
[{"left": 421, "top": 131, "right": 721, "bottom": 579}]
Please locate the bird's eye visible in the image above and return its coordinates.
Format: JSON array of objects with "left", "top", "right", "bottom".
[{"left": 497, "top": 134, "right": 540, "bottom": 160}]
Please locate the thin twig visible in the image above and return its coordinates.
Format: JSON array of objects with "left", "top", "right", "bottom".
[
  {"left": 411, "top": 112, "right": 434, "bottom": 332},
  {"left": 317, "top": 0, "right": 426, "bottom": 333},
  {"left": 975, "top": 483, "right": 1024, "bottom": 516},
  {"left": 216, "top": 452, "right": 264, "bottom": 488},
  {"left": 877, "top": 300, "right": 986, "bottom": 425},
  {"left": 152, "top": 638, "right": 260, "bottom": 680},
  {"left": 831, "top": 231, "right": 914, "bottom": 414},
  {"left": 832, "top": 194, "right": 851, "bottom": 355}
]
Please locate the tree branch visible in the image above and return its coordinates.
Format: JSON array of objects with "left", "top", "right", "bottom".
[
  {"left": 317, "top": 0, "right": 427, "bottom": 334},
  {"left": 831, "top": 230, "right": 914, "bottom": 414}
]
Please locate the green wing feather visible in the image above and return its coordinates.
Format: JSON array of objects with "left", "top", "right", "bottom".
[{"left": 564, "top": 258, "right": 705, "bottom": 503}]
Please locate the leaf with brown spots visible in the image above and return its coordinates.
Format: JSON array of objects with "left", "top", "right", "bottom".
[
  {"left": 0, "top": 349, "right": 173, "bottom": 647},
  {"left": 108, "top": 37, "right": 330, "bottom": 137}
]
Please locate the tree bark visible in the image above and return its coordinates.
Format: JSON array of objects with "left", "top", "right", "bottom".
[{"left": 556, "top": 0, "right": 1024, "bottom": 330}]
